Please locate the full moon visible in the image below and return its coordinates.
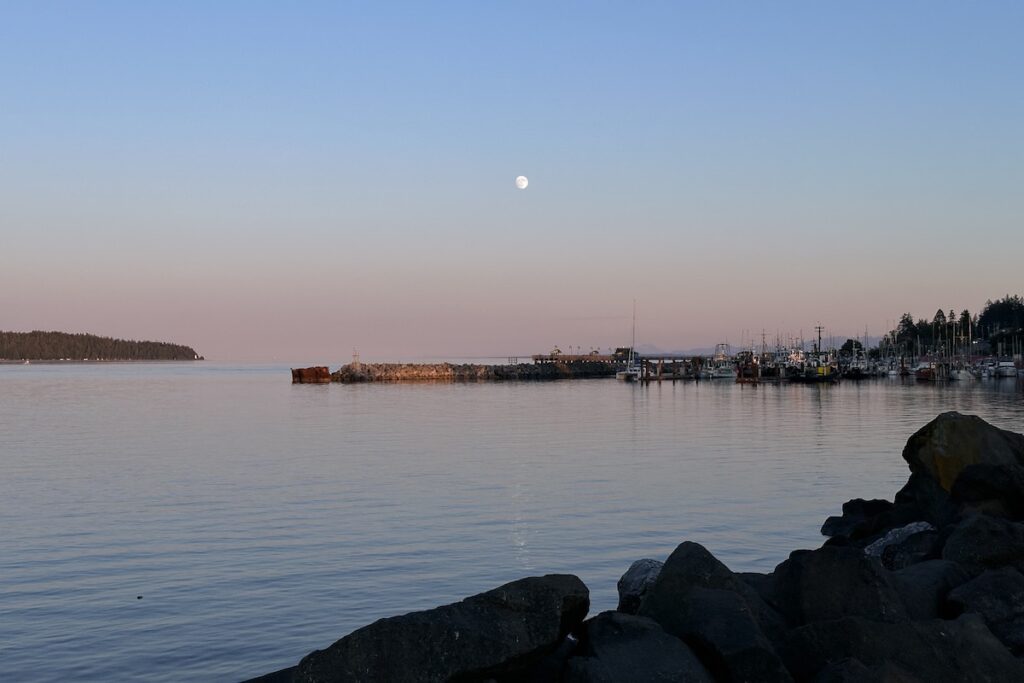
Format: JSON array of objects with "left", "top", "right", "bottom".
[{"left": 515, "top": 175, "right": 529, "bottom": 190}]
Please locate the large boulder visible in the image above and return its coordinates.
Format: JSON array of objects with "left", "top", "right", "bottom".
[
  {"left": 902, "top": 412, "right": 1024, "bottom": 491},
  {"left": 644, "top": 586, "right": 794, "bottom": 683},
  {"left": 812, "top": 658, "right": 923, "bottom": 683},
  {"left": 821, "top": 499, "right": 894, "bottom": 538},
  {"left": 880, "top": 529, "right": 941, "bottom": 571},
  {"left": 564, "top": 611, "right": 713, "bottom": 682},
  {"left": 864, "top": 522, "right": 935, "bottom": 559},
  {"left": 638, "top": 542, "right": 786, "bottom": 644},
  {"left": 823, "top": 477, "right": 953, "bottom": 546},
  {"left": 783, "top": 614, "right": 1024, "bottom": 682},
  {"left": 771, "top": 546, "right": 908, "bottom": 626},
  {"left": 638, "top": 543, "right": 791, "bottom": 681},
  {"left": 941, "top": 514, "right": 1024, "bottom": 574},
  {"left": 950, "top": 463, "right": 1024, "bottom": 520},
  {"left": 616, "top": 559, "right": 662, "bottom": 615},
  {"left": 947, "top": 566, "right": 1024, "bottom": 654},
  {"left": 888, "top": 560, "right": 972, "bottom": 620},
  {"left": 291, "top": 574, "right": 589, "bottom": 682},
  {"left": 890, "top": 473, "right": 957, "bottom": 530}
]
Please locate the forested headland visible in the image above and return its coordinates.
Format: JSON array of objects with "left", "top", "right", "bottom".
[
  {"left": 884, "top": 294, "right": 1024, "bottom": 355},
  {"left": 0, "top": 331, "right": 203, "bottom": 361}
]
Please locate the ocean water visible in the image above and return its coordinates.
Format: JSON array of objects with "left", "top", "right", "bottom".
[{"left": 2, "top": 362, "right": 1023, "bottom": 682}]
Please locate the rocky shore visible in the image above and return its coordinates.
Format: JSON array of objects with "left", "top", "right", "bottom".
[
  {"left": 330, "top": 361, "right": 617, "bottom": 383},
  {"left": 244, "top": 412, "right": 1024, "bottom": 682}
]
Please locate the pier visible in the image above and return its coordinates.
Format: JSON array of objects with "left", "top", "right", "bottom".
[{"left": 633, "top": 355, "right": 694, "bottom": 383}]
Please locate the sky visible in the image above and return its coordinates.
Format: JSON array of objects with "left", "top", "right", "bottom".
[{"left": 1, "top": 2, "right": 1021, "bottom": 361}]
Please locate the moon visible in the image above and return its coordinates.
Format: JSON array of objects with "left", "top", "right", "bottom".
[{"left": 515, "top": 175, "right": 529, "bottom": 190}]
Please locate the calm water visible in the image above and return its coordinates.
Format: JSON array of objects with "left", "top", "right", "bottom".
[{"left": 2, "top": 363, "right": 1023, "bottom": 682}]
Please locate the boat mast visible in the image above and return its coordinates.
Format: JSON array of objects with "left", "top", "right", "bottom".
[{"left": 628, "top": 299, "right": 636, "bottom": 366}]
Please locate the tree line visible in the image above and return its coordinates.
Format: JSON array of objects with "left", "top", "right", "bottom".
[
  {"left": 0, "top": 331, "right": 202, "bottom": 361},
  {"left": 886, "top": 294, "right": 1024, "bottom": 355}
]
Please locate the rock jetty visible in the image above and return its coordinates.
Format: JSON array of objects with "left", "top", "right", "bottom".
[
  {"left": 244, "top": 411, "right": 1024, "bottom": 682},
  {"left": 331, "top": 361, "right": 617, "bottom": 383}
]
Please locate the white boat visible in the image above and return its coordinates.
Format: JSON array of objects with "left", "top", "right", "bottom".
[
  {"left": 709, "top": 361, "right": 736, "bottom": 379},
  {"left": 995, "top": 360, "right": 1019, "bottom": 378},
  {"left": 706, "top": 343, "right": 735, "bottom": 379},
  {"left": 617, "top": 301, "right": 642, "bottom": 382},
  {"left": 616, "top": 365, "right": 642, "bottom": 382}
]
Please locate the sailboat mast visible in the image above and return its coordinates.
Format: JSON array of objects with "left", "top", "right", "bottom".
[{"left": 631, "top": 299, "right": 636, "bottom": 353}]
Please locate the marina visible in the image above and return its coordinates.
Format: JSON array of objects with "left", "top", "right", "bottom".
[
  {"left": 305, "top": 336, "right": 1022, "bottom": 386},
  {"left": 312, "top": 299, "right": 1024, "bottom": 386}
]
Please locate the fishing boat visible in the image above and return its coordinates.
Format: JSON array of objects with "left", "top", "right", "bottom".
[
  {"left": 709, "top": 343, "right": 736, "bottom": 379},
  {"left": 914, "top": 361, "right": 951, "bottom": 382},
  {"left": 791, "top": 355, "right": 840, "bottom": 383},
  {"left": 789, "top": 326, "right": 839, "bottom": 383},
  {"left": 842, "top": 354, "right": 870, "bottom": 380}
]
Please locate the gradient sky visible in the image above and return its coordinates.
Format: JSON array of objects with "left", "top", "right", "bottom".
[{"left": 2, "top": 2, "right": 1021, "bottom": 361}]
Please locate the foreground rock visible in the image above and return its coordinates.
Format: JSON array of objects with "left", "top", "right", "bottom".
[
  {"left": 902, "top": 411, "right": 1024, "bottom": 491},
  {"left": 247, "top": 413, "right": 1024, "bottom": 682},
  {"left": 615, "top": 558, "right": 662, "bottom": 614},
  {"left": 950, "top": 463, "right": 1024, "bottom": 520},
  {"left": 771, "top": 546, "right": 908, "bottom": 626},
  {"left": 638, "top": 542, "right": 792, "bottom": 682},
  {"left": 947, "top": 566, "right": 1024, "bottom": 653},
  {"left": 251, "top": 575, "right": 588, "bottom": 683},
  {"left": 783, "top": 614, "right": 1024, "bottom": 682},
  {"left": 565, "top": 612, "right": 712, "bottom": 682}
]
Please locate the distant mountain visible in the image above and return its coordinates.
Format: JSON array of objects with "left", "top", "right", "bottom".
[{"left": 0, "top": 331, "right": 202, "bottom": 361}]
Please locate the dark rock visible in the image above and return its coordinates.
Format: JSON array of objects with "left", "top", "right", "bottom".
[
  {"left": 644, "top": 586, "right": 793, "bottom": 683},
  {"left": 738, "top": 571, "right": 776, "bottom": 606},
  {"left": 812, "top": 658, "right": 922, "bottom": 683},
  {"left": 564, "top": 611, "right": 713, "bottom": 682},
  {"left": 784, "top": 614, "right": 1024, "bottom": 682},
  {"left": 864, "top": 521, "right": 935, "bottom": 558},
  {"left": 771, "top": 546, "right": 908, "bottom": 626},
  {"left": 291, "top": 574, "right": 589, "bottom": 683},
  {"left": 890, "top": 473, "right": 958, "bottom": 530},
  {"left": 242, "top": 667, "right": 297, "bottom": 683},
  {"left": 902, "top": 411, "right": 1024, "bottom": 491},
  {"left": 888, "top": 559, "right": 972, "bottom": 620},
  {"left": 880, "top": 530, "right": 941, "bottom": 571},
  {"left": 947, "top": 566, "right": 1024, "bottom": 654},
  {"left": 638, "top": 542, "right": 787, "bottom": 645},
  {"left": 826, "top": 477, "right": 952, "bottom": 546},
  {"left": 941, "top": 514, "right": 1024, "bottom": 573},
  {"left": 951, "top": 463, "right": 1024, "bottom": 520},
  {"left": 615, "top": 559, "right": 662, "bottom": 615},
  {"left": 821, "top": 499, "right": 894, "bottom": 538}
]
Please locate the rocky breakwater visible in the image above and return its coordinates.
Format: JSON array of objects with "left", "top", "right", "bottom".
[
  {"left": 331, "top": 361, "right": 617, "bottom": 383},
  {"left": 245, "top": 411, "right": 1024, "bottom": 682}
]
